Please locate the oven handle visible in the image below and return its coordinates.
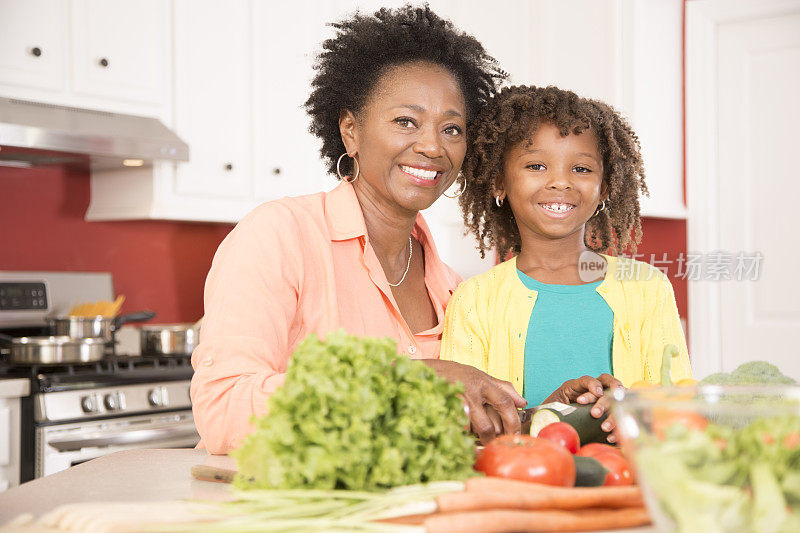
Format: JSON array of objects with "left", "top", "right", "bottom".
[{"left": 48, "top": 427, "right": 199, "bottom": 452}]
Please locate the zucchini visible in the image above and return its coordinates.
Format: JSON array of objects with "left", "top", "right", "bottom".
[
  {"left": 573, "top": 456, "right": 608, "bottom": 487},
  {"left": 660, "top": 344, "right": 679, "bottom": 386},
  {"left": 530, "top": 402, "right": 610, "bottom": 446}
]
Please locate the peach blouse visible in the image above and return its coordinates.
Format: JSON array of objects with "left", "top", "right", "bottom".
[{"left": 190, "top": 181, "right": 462, "bottom": 453}]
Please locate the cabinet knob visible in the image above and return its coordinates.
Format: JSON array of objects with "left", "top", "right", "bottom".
[
  {"left": 224, "top": 163, "right": 233, "bottom": 171},
  {"left": 99, "top": 57, "right": 109, "bottom": 68},
  {"left": 30, "top": 46, "right": 42, "bottom": 57},
  {"left": 272, "top": 167, "right": 281, "bottom": 175}
]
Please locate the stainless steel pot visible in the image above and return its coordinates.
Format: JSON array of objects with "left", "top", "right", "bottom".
[
  {"left": 49, "top": 311, "right": 156, "bottom": 342},
  {"left": 140, "top": 323, "right": 198, "bottom": 356},
  {"left": 0, "top": 335, "right": 106, "bottom": 365}
]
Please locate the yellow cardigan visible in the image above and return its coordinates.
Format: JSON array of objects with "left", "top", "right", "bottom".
[{"left": 440, "top": 255, "right": 692, "bottom": 395}]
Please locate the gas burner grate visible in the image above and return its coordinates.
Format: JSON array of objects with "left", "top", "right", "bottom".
[
  {"left": 2, "top": 354, "right": 190, "bottom": 377},
  {"left": 0, "top": 354, "right": 195, "bottom": 392}
]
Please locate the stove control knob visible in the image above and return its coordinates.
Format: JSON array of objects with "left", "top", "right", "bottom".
[
  {"left": 148, "top": 387, "right": 169, "bottom": 408},
  {"left": 103, "top": 393, "right": 115, "bottom": 411},
  {"left": 81, "top": 395, "right": 99, "bottom": 414},
  {"left": 104, "top": 392, "right": 124, "bottom": 411}
]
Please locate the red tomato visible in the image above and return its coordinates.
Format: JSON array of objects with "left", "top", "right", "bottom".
[
  {"left": 474, "top": 434, "right": 576, "bottom": 487},
  {"left": 592, "top": 452, "right": 634, "bottom": 486},
  {"left": 537, "top": 422, "right": 580, "bottom": 454},
  {"left": 651, "top": 408, "right": 709, "bottom": 440},
  {"left": 576, "top": 443, "right": 624, "bottom": 459},
  {"left": 784, "top": 432, "right": 800, "bottom": 449}
]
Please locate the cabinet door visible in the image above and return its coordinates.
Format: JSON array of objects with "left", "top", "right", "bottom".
[
  {"left": 252, "top": 1, "right": 334, "bottom": 202},
  {"left": 172, "top": 0, "right": 252, "bottom": 199},
  {"left": 0, "top": 0, "right": 67, "bottom": 91},
  {"left": 71, "top": 0, "right": 168, "bottom": 106}
]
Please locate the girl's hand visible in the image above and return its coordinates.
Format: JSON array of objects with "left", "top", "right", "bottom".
[
  {"left": 542, "top": 373, "right": 624, "bottom": 443},
  {"left": 423, "top": 360, "right": 527, "bottom": 444}
]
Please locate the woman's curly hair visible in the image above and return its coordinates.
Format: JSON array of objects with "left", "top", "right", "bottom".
[
  {"left": 460, "top": 85, "right": 648, "bottom": 259},
  {"left": 304, "top": 4, "right": 506, "bottom": 177}
]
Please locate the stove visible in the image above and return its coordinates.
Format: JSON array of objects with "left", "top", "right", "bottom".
[{"left": 0, "top": 271, "right": 198, "bottom": 484}]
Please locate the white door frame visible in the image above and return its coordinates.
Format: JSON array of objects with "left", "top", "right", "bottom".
[{"left": 685, "top": 0, "right": 800, "bottom": 378}]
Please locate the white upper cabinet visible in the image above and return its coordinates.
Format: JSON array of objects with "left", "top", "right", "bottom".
[
  {"left": 88, "top": 0, "right": 258, "bottom": 223},
  {"left": 0, "top": 0, "right": 169, "bottom": 118},
  {"left": 351, "top": 0, "right": 685, "bottom": 221},
  {"left": 620, "top": 0, "right": 685, "bottom": 220},
  {"left": 172, "top": 0, "right": 252, "bottom": 200},
  {"left": 0, "top": 0, "right": 68, "bottom": 92},
  {"left": 71, "top": 0, "right": 169, "bottom": 107},
  {"left": 2, "top": 0, "right": 685, "bottom": 225},
  {"left": 524, "top": 0, "right": 686, "bottom": 219},
  {"left": 251, "top": 1, "right": 333, "bottom": 202}
]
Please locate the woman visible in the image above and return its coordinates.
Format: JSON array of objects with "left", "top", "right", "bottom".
[{"left": 191, "top": 6, "right": 617, "bottom": 454}]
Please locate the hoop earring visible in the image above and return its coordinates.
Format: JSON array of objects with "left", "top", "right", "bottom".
[
  {"left": 442, "top": 173, "right": 466, "bottom": 198},
  {"left": 495, "top": 195, "right": 504, "bottom": 207},
  {"left": 336, "top": 152, "right": 360, "bottom": 183},
  {"left": 593, "top": 199, "right": 606, "bottom": 217}
]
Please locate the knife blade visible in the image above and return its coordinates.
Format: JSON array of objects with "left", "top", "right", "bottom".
[{"left": 518, "top": 406, "right": 537, "bottom": 434}]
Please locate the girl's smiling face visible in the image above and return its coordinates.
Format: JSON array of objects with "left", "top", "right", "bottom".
[{"left": 498, "top": 122, "right": 607, "bottom": 244}]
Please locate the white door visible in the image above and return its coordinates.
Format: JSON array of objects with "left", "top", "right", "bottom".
[{"left": 687, "top": 0, "right": 800, "bottom": 379}]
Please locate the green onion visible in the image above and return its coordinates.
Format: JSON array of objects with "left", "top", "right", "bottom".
[{"left": 148, "top": 483, "right": 459, "bottom": 532}]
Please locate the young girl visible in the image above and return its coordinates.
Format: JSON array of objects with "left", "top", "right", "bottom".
[{"left": 440, "top": 85, "right": 692, "bottom": 411}]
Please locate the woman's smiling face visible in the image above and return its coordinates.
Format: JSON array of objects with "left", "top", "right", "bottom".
[
  {"left": 340, "top": 61, "right": 467, "bottom": 213},
  {"left": 499, "top": 122, "right": 607, "bottom": 243}
]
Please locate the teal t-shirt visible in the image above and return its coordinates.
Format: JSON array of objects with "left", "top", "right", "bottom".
[{"left": 517, "top": 269, "right": 614, "bottom": 406}]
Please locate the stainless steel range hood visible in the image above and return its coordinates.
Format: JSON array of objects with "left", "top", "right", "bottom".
[{"left": 0, "top": 97, "right": 189, "bottom": 170}]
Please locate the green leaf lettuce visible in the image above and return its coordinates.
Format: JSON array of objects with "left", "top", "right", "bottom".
[{"left": 230, "top": 331, "right": 475, "bottom": 491}]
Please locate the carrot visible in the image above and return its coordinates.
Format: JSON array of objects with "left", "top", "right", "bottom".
[
  {"left": 436, "top": 489, "right": 633, "bottom": 512},
  {"left": 424, "top": 507, "right": 651, "bottom": 533},
  {"left": 378, "top": 513, "right": 432, "bottom": 525},
  {"left": 464, "top": 477, "right": 644, "bottom": 509}
]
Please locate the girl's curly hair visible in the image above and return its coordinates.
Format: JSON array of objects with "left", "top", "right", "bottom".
[
  {"left": 304, "top": 4, "right": 507, "bottom": 177},
  {"left": 459, "top": 85, "right": 649, "bottom": 259}
]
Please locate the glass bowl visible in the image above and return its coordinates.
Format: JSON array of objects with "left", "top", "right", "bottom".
[{"left": 612, "top": 385, "right": 800, "bottom": 533}]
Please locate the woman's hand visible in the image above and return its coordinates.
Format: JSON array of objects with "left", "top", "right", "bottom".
[
  {"left": 543, "top": 373, "right": 624, "bottom": 443},
  {"left": 423, "top": 360, "right": 527, "bottom": 444}
]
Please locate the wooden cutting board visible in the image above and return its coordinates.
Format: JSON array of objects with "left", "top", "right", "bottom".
[{"left": 186, "top": 464, "right": 654, "bottom": 531}]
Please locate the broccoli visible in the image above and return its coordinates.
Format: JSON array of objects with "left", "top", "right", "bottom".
[
  {"left": 731, "top": 361, "right": 796, "bottom": 385},
  {"left": 702, "top": 372, "right": 733, "bottom": 385},
  {"left": 700, "top": 361, "right": 796, "bottom": 386}
]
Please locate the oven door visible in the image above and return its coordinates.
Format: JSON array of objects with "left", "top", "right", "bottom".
[{"left": 36, "top": 410, "right": 199, "bottom": 478}]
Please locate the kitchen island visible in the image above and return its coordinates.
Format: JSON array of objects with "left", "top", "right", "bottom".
[
  {"left": 0, "top": 449, "right": 231, "bottom": 524},
  {"left": 0, "top": 449, "right": 657, "bottom": 532},
  {"left": 0, "top": 378, "right": 29, "bottom": 492}
]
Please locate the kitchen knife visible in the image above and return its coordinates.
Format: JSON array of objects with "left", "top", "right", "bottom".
[
  {"left": 191, "top": 464, "right": 237, "bottom": 484},
  {"left": 518, "top": 406, "right": 537, "bottom": 434}
]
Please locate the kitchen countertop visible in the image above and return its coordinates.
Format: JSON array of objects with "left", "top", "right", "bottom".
[
  {"left": 0, "top": 449, "right": 233, "bottom": 524},
  {"left": 0, "top": 378, "right": 29, "bottom": 398},
  {"left": 0, "top": 449, "right": 657, "bottom": 532}
]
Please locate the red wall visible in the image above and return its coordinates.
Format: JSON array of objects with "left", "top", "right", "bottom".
[
  {"left": 0, "top": 166, "right": 234, "bottom": 323},
  {"left": 636, "top": 218, "right": 688, "bottom": 320}
]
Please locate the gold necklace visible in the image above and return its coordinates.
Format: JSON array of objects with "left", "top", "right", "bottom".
[{"left": 387, "top": 236, "right": 413, "bottom": 287}]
